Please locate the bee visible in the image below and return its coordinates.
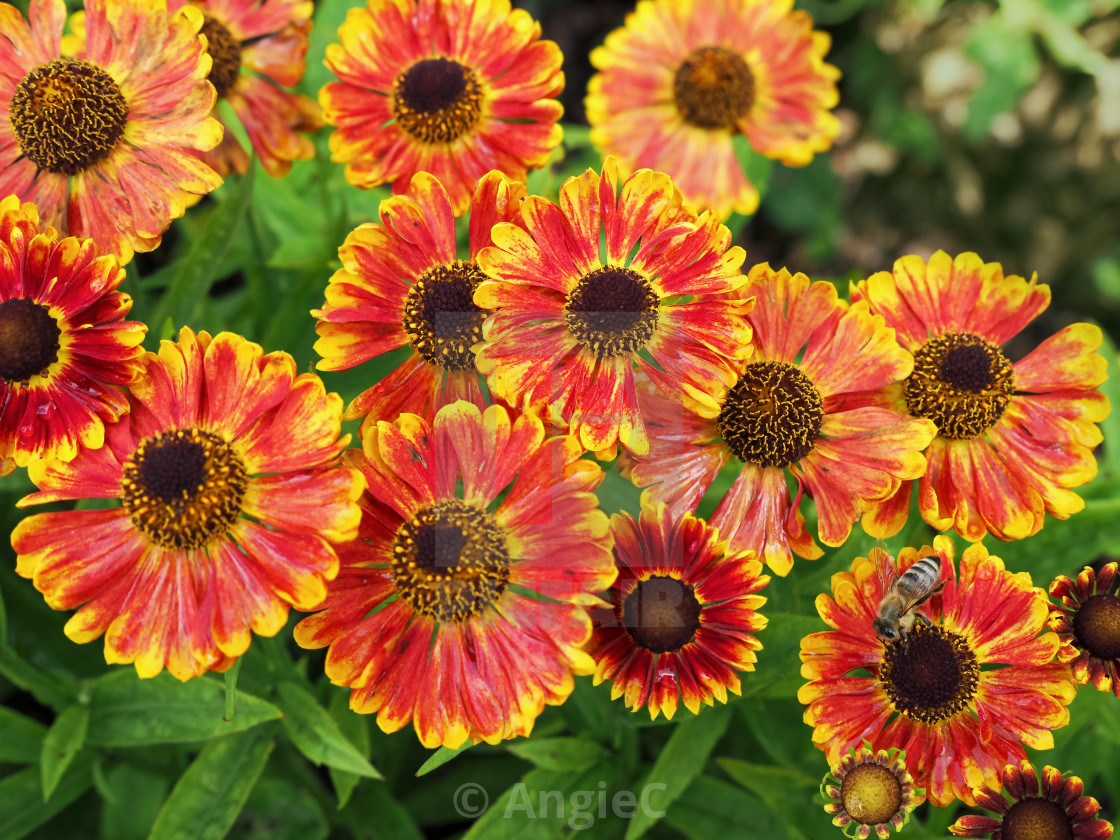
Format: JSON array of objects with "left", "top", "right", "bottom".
[{"left": 872, "top": 550, "right": 945, "bottom": 644}]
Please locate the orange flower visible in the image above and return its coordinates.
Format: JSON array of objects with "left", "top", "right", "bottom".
[
  {"left": 799, "top": 537, "right": 1077, "bottom": 807},
  {"left": 320, "top": 0, "right": 563, "bottom": 215},
  {"left": 587, "top": 502, "right": 768, "bottom": 720},
  {"left": 852, "top": 251, "right": 1110, "bottom": 542},
  {"left": 0, "top": 195, "right": 145, "bottom": 475},
  {"left": 1049, "top": 562, "right": 1120, "bottom": 698},
  {"left": 586, "top": 0, "right": 840, "bottom": 218},
  {"left": 10, "top": 327, "right": 364, "bottom": 681},
  {"left": 0, "top": 0, "right": 222, "bottom": 263},
  {"left": 294, "top": 402, "right": 616, "bottom": 748}
]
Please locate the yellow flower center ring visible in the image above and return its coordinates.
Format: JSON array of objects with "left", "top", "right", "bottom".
[
  {"left": 622, "top": 575, "right": 701, "bottom": 653},
  {"left": 904, "top": 332, "right": 1015, "bottom": 439},
  {"left": 877, "top": 622, "right": 980, "bottom": 725},
  {"left": 717, "top": 361, "right": 824, "bottom": 468},
  {"left": 0, "top": 298, "right": 61, "bottom": 385},
  {"left": 563, "top": 266, "right": 659, "bottom": 358},
  {"left": 402, "top": 260, "right": 488, "bottom": 371},
  {"left": 9, "top": 58, "right": 129, "bottom": 175},
  {"left": 1073, "top": 593, "right": 1120, "bottom": 661},
  {"left": 672, "top": 45, "right": 755, "bottom": 131},
  {"left": 839, "top": 763, "right": 904, "bottom": 827},
  {"left": 392, "top": 57, "right": 483, "bottom": 144},
  {"left": 201, "top": 16, "right": 242, "bottom": 100}
]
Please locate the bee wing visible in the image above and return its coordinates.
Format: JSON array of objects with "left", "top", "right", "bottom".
[{"left": 869, "top": 544, "right": 897, "bottom": 592}]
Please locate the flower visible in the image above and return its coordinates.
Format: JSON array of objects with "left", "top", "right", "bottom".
[
  {"left": 587, "top": 502, "right": 768, "bottom": 720},
  {"left": 0, "top": 195, "right": 145, "bottom": 476},
  {"left": 474, "top": 157, "right": 753, "bottom": 457},
  {"left": 313, "top": 170, "right": 525, "bottom": 428},
  {"left": 293, "top": 401, "right": 616, "bottom": 748},
  {"left": 950, "top": 760, "right": 1113, "bottom": 839},
  {"left": 320, "top": 0, "right": 563, "bottom": 216},
  {"left": 1049, "top": 562, "right": 1120, "bottom": 699},
  {"left": 799, "top": 536, "right": 1077, "bottom": 808},
  {"left": 852, "top": 251, "right": 1110, "bottom": 543},
  {"left": 821, "top": 744, "right": 925, "bottom": 839},
  {"left": 622, "top": 263, "right": 935, "bottom": 576},
  {"left": 585, "top": 0, "right": 840, "bottom": 219},
  {"left": 10, "top": 327, "right": 364, "bottom": 681},
  {"left": 0, "top": 0, "right": 223, "bottom": 263}
]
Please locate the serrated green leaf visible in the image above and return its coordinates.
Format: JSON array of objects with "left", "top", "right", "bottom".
[
  {"left": 276, "top": 682, "right": 381, "bottom": 779},
  {"left": 0, "top": 706, "right": 47, "bottom": 764},
  {"left": 0, "top": 758, "right": 92, "bottom": 840},
  {"left": 148, "top": 729, "right": 274, "bottom": 840},
  {"left": 40, "top": 703, "right": 89, "bottom": 801},
  {"left": 505, "top": 737, "right": 604, "bottom": 773},
  {"left": 415, "top": 741, "right": 476, "bottom": 777},
  {"left": 86, "top": 671, "right": 281, "bottom": 746}
]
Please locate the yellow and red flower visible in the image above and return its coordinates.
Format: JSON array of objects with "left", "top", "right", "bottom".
[
  {"left": 0, "top": 0, "right": 223, "bottom": 263},
  {"left": 293, "top": 402, "right": 616, "bottom": 748},
  {"left": 799, "top": 536, "right": 1077, "bottom": 808},
  {"left": 0, "top": 195, "right": 145, "bottom": 476},
  {"left": 1049, "top": 562, "right": 1120, "bottom": 699},
  {"left": 320, "top": 0, "right": 563, "bottom": 216},
  {"left": 166, "top": 0, "right": 321, "bottom": 177},
  {"left": 474, "top": 157, "right": 753, "bottom": 457},
  {"left": 821, "top": 744, "right": 925, "bottom": 839},
  {"left": 587, "top": 502, "right": 768, "bottom": 720},
  {"left": 622, "top": 263, "right": 935, "bottom": 576},
  {"left": 314, "top": 170, "right": 525, "bottom": 428},
  {"left": 852, "top": 251, "right": 1110, "bottom": 543},
  {"left": 950, "top": 760, "right": 1113, "bottom": 839},
  {"left": 585, "top": 0, "right": 840, "bottom": 219},
  {"left": 10, "top": 327, "right": 363, "bottom": 681}
]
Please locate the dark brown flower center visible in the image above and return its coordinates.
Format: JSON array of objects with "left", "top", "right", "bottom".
[
  {"left": 0, "top": 298, "right": 61, "bottom": 383},
  {"left": 1073, "top": 593, "right": 1120, "bottom": 661},
  {"left": 121, "top": 428, "right": 249, "bottom": 551},
  {"left": 201, "top": 16, "right": 242, "bottom": 100},
  {"left": 839, "top": 763, "right": 903, "bottom": 826},
  {"left": 878, "top": 623, "right": 979, "bottom": 724},
  {"left": 1002, "top": 797, "right": 1074, "bottom": 840},
  {"left": 403, "top": 261, "right": 488, "bottom": 370},
  {"left": 392, "top": 57, "right": 483, "bottom": 144},
  {"left": 904, "top": 332, "right": 1014, "bottom": 440},
  {"left": 564, "top": 266, "right": 659, "bottom": 358},
  {"left": 717, "top": 361, "right": 823, "bottom": 468},
  {"left": 9, "top": 58, "right": 128, "bottom": 175},
  {"left": 673, "top": 45, "right": 755, "bottom": 131},
  {"left": 621, "top": 575, "right": 701, "bottom": 653},
  {"left": 391, "top": 500, "right": 510, "bottom": 623}
]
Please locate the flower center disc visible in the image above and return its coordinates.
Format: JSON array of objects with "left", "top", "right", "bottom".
[
  {"left": 9, "top": 58, "right": 128, "bottom": 175},
  {"left": 564, "top": 266, "right": 660, "bottom": 358},
  {"left": 672, "top": 45, "right": 755, "bottom": 130},
  {"left": 717, "top": 361, "right": 824, "bottom": 468},
  {"left": 621, "top": 575, "right": 702, "bottom": 653},
  {"left": 1073, "top": 593, "right": 1120, "bottom": 661},
  {"left": 391, "top": 500, "right": 510, "bottom": 623},
  {"left": 121, "top": 428, "right": 249, "bottom": 551},
  {"left": 1002, "top": 797, "right": 1074, "bottom": 840},
  {"left": 201, "top": 16, "right": 242, "bottom": 99},
  {"left": 392, "top": 57, "right": 483, "bottom": 144},
  {"left": 402, "top": 261, "right": 488, "bottom": 370},
  {"left": 904, "top": 332, "right": 1014, "bottom": 440},
  {"left": 0, "top": 298, "right": 61, "bottom": 383},
  {"left": 878, "top": 623, "right": 979, "bottom": 724},
  {"left": 839, "top": 763, "right": 903, "bottom": 827}
]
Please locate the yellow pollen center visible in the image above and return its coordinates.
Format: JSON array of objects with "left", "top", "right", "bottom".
[
  {"left": 563, "top": 266, "right": 660, "bottom": 358},
  {"left": 672, "top": 45, "right": 755, "bottom": 130},
  {"left": 392, "top": 57, "right": 483, "bottom": 144},
  {"left": 0, "top": 297, "right": 61, "bottom": 384},
  {"left": 717, "top": 361, "right": 824, "bottom": 468},
  {"left": 201, "top": 16, "right": 242, "bottom": 99},
  {"left": 878, "top": 623, "right": 979, "bottom": 724},
  {"left": 839, "top": 763, "right": 903, "bottom": 826},
  {"left": 402, "top": 261, "right": 488, "bottom": 370}
]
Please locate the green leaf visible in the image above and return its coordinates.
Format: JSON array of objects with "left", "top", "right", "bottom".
[
  {"left": 328, "top": 687, "right": 372, "bottom": 808},
  {"left": 0, "top": 706, "right": 47, "bottom": 764},
  {"left": 86, "top": 671, "right": 281, "bottom": 746},
  {"left": 97, "top": 763, "right": 171, "bottom": 840},
  {"left": 148, "top": 729, "right": 274, "bottom": 840},
  {"left": 742, "top": 612, "right": 825, "bottom": 700},
  {"left": 505, "top": 737, "right": 604, "bottom": 773},
  {"left": 624, "top": 705, "right": 732, "bottom": 840},
  {"left": 239, "top": 776, "right": 329, "bottom": 840},
  {"left": 276, "top": 682, "right": 381, "bottom": 779},
  {"left": 40, "top": 704, "right": 89, "bottom": 801},
  {"left": 0, "top": 759, "right": 93, "bottom": 840},
  {"left": 224, "top": 659, "right": 242, "bottom": 723},
  {"left": 415, "top": 741, "right": 476, "bottom": 777},
  {"left": 0, "top": 645, "right": 78, "bottom": 711},
  {"left": 338, "top": 780, "right": 424, "bottom": 840},
  {"left": 716, "top": 758, "right": 819, "bottom": 838},
  {"left": 663, "top": 774, "right": 796, "bottom": 840}
]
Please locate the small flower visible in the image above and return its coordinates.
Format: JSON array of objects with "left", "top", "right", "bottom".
[
  {"left": 800, "top": 536, "right": 1077, "bottom": 807},
  {"left": 320, "top": 0, "right": 563, "bottom": 215},
  {"left": 623, "top": 263, "right": 935, "bottom": 575},
  {"left": 11, "top": 327, "right": 364, "bottom": 681},
  {"left": 475, "top": 156, "right": 753, "bottom": 457},
  {"left": 852, "top": 251, "right": 1111, "bottom": 543},
  {"left": 293, "top": 402, "right": 617, "bottom": 749},
  {"left": 586, "top": 0, "right": 840, "bottom": 219},
  {"left": 821, "top": 744, "right": 925, "bottom": 839},
  {"left": 313, "top": 170, "right": 525, "bottom": 428},
  {"left": 1049, "top": 562, "right": 1120, "bottom": 698},
  {"left": 0, "top": 0, "right": 223, "bottom": 262},
  {"left": 950, "top": 760, "right": 1113, "bottom": 839},
  {"left": 587, "top": 502, "right": 769, "bottom": 720},
  {"left": 0, "top": 195, "right": 146, "bottom": 475}
]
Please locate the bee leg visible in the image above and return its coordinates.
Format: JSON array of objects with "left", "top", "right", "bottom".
[{"left": 913, "top": 613, "right": 932, "bottom": 629}]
